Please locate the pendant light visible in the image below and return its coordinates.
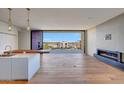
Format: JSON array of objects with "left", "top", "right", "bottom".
[
  {"left": 8, "top": 8, "right": 12, "bottom": 31},
  {"left": 26, "top": 8, "right": 31, "bottom": 31}
]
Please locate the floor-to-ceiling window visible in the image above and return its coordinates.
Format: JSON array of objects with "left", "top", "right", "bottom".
[{"left": 43, "top": 31, "right": 84, "bottom": 53}]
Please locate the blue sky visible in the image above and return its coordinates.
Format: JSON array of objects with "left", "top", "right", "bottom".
[{"left": 43, "top": 32, "right": 81, "bottom": 42}]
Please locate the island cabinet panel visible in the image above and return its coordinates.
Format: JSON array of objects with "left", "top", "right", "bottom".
[
  {"left": 0, "top": 58, "right": 11, "bottom": 80},
  {"left": 11, "top": 58, "right": 28, "bottom": 80},
  {"left": 28, "top": 54, "right": 41, "bottom": 80},
  {"left": 0, "top": 54, "right": 40, "bottom": 81}
]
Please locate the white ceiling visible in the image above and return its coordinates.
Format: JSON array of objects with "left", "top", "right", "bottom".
[{"left": 0, "top": 8, "right": 124, "bottom": 30}]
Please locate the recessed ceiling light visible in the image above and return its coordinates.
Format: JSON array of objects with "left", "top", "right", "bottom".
[{"left": 88, "top": 17, "right": 96, "bottom": 19}]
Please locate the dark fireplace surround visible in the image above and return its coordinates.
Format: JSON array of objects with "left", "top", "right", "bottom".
[{"left": 94, "top": 49, "right": 124, "bottom": 71}]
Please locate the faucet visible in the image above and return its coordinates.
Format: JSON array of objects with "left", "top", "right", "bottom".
[{"left": 5, "top": 45, "right": 12, "bottom": 55}]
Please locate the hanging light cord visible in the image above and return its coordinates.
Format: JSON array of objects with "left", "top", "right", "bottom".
[
  {"left": 27, "top": 8, "right": 30, "bottom": 30},
  {"left": 8, "top": 8, "right": 12, "bottom": 27}
]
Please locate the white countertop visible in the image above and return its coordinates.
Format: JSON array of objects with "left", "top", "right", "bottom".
[{"left": 0, "top": 53, "right": 40, "bottom": 58}]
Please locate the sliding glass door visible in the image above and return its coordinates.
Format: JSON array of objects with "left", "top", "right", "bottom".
[{"left": 43, "top": 31, "right": 84, "bottom": 53}]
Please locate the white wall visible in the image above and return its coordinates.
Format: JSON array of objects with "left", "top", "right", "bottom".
[
  {"left": 0, "top": 21, "right": 19, "bottom": 54},
  {"left": 96, "top": 16, "right": 120, "bottom": 51},
  {"left": 87, "top": 27, "right": 96, "bottom": 56},
  {"left": 87, "top": 13, "right": 124, "bottom": 56},
  {"left": 96, "top": 13, "right": 124, "bottom": 52},
  {"left": 18, "top": 30, "right": 31, "bottom": 50},
  {"left": 81, "top": 31, "right": 84, "bottom": 50}
]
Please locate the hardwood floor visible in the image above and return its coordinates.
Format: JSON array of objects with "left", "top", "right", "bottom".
[{"left": 1, "top": 53, "right": 124, "bottom": 84}]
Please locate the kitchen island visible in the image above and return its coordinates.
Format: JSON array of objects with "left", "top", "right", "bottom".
[{"left": 0, "top": 53, "right": 40, "bottom": 81}]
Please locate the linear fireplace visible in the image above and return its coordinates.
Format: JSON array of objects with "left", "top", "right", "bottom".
[
  {"left": 97, "top": 49, "right": 122, "bottom": 62},
  {"left": 94, "top": 49, "right": 124, "bottom": 70}
]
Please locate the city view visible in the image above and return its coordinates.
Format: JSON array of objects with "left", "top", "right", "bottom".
[
  {"left": 43, "top": 41, "right": 81, "bottom": 49},
  {"left": 43, "top": 32, "right": 81, "bottom": 50}
]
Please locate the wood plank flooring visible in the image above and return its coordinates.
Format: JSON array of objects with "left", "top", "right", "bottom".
[{"left": 1, "top": 53, "right": 124, "bottom": 84}]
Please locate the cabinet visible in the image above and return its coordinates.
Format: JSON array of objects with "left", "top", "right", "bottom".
[
  {"left": 0, "top": 58, "right": 11, "bottom": 80},
  {"left": 0, "top": 54, "right": 40, "bottom": 81}
]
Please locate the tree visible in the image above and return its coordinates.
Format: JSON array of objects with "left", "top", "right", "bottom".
[{"left": 43, "top": 44, "right": 49, "bottom": 49}]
